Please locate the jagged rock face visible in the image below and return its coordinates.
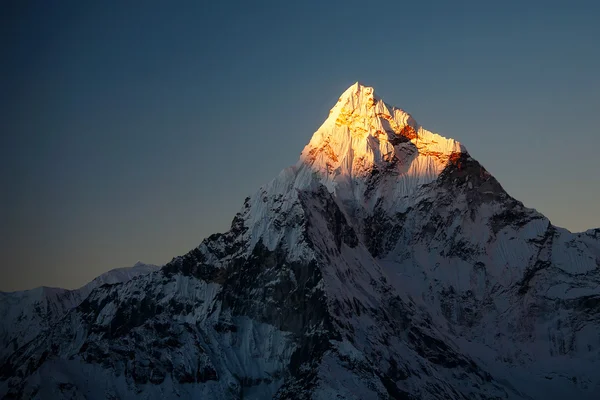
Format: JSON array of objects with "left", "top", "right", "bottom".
[{"left": 1, "top": 83, "right": 599, "bottom": 399}]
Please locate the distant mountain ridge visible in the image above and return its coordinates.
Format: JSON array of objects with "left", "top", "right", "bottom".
[
  {"left": 1, "top": 83, "right": 598, "bottom": 399},
  {"left": 0, "top": 262, "right": 159, "bottom": 365}
]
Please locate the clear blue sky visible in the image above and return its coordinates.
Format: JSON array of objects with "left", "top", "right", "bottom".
[{"left": 2, "top": 0, "right": 599, "bottom": 291}]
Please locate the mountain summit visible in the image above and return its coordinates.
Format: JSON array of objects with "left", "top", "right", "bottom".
[
  {"left": 299, "top": 83, "right": 465, "bottom": 209},
  {"left": 2, "top": 84, "right": 599, "bottom": 399}
]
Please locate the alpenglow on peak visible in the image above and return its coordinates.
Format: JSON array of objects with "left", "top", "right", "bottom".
[{"left": 295, "top": 82, "right": 467, "bottom": 209}]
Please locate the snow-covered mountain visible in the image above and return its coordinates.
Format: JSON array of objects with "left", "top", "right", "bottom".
[
  {"left": 0, "top": 262, "right": 159, "bottom": 365},
  {"left": 1, "top": 83, "right": 599, "bottom": 399}
]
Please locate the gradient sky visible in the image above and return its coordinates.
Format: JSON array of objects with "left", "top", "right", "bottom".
[{"left": 2, "top": 0, "right": 599, "bottom": 291}]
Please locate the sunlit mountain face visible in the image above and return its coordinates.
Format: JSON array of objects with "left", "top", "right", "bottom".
[{"left": 2, "top": 84, "right": 599, "bottom": 400}]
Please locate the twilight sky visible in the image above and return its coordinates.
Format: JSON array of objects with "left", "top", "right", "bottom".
[{"left": 2, "top": 0, "right": 599, "bottom": 291}]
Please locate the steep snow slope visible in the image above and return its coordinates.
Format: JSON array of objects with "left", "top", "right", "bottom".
[
  {"left": 1, "top": 83, "right": 598, "bottom": 399},
  {"left": 0, "top": 262, "right": 159, "bottom": 365}
]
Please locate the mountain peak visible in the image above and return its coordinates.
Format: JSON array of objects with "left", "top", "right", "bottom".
[
  {"left": 4, "top": 82, "right": 600, "bottom": 400},
  {"left": 296, "top": 84, "right": 466, "bottom": 208},
  {"left": 331, "top": 82, "right": 382, "bottom": 120},
  {"left": 339, "top": 81, "right": 377, "bottom": 100}
]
